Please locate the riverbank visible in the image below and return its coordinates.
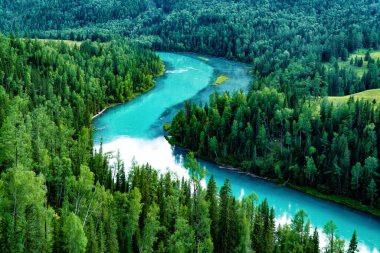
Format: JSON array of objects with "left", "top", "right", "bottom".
[
  {"left": 212, "top": 157, "right": 380, "bottom": 219},
  {"left": 167, "top": 137, "right": 380, "bottom": 219},
  {"left": 218, "top": 159, "right": 380, "bottom": 219},
  {"left": 91, "top": 89, "right": 155, "bottom": 120},
  {"left": 92, "top": 86, "right": 157, "bottom": 119},
  {"left": 92, "top": 103, "right": 122, "bottom": 119},
  {"left": 227, "top": 163, "right": 380, "bottom": 219},
  {"left": 167, "top": 137, "right": 271, "bottom": 182},
  {"left": 92, "top": 59, "right": 166, "bottom": 120},
  {"left": 197, "top": 154, "right": 270, "bottom": 182}
]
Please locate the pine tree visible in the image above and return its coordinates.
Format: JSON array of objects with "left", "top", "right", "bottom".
[
  {"left": 305, "top": 157, "right": 317, "bottom": 185},
  {"left": 206, "top": 176, "right": 219, "bottom": 242},
  {"left": 347, "top": 230, "right": 358, "bottom": 253},
  {"left": 291, "top": 209, "right": 308, "bottom": 242},
  {"left": 234, "top": 204, "right": 253, "bottom": 253},
  {"left": 367, "top": 178, "right": 378, "bottom": 207},
  {"left": 193, "top": 192, "right": 213, "bottom": 253},
  {"left": 358, "top": 57, "right": 364, "bottom": 67},
  {"left": 311, "top": 229, "right": 320, "bottom": 253},
  {"left": 126, "top": 189, "right": 143, "bottom": 253},
  {"left": 217, "top": 179, "right": 234, "bottom": 253},
  {"left": 0, "top": 166, "right": 52, "bottom": 253},
  {"left": 365, "top": 51, "right": 371, "bottom": 61},
  {"left": 184, "top": 152, "right": 206, "bottom": 194}
]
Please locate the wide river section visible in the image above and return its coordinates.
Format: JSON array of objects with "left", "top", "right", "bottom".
[{"left": 94, "top": 52, "right": 380, "bottom": 252}]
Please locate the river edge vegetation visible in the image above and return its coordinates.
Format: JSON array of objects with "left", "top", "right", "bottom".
[
  {"left": 168, "top": 88, "right": 380, "bottom": 217},
  {"left": 175, "top": 142, "right": 380, "bottom": 219}
]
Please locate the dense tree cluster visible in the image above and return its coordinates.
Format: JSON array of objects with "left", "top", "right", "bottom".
[
  {"left": 0, "top": 34, "right": 163, "bottom": 212},
  {"left": 0, "top": 152, "right": 357, "bottom": 253},
  {"left": 0, "top": 37, "right": 360, "bottom": 250},
  {"left": 0, "top": 0, "right": 148, "bottom": 35},
  {"left": 0, "top": 35, "right": 163, "bottom": 136},
  {"left": 169, "top": 88, "right": 380, "bottom": 208},
  {"left": 0, "top": 35, "right": 165, "bottom": 252}
]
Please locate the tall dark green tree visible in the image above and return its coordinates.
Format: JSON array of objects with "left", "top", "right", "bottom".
[{"left": 347, "top": 230, "right": 358, "bottom": 253}]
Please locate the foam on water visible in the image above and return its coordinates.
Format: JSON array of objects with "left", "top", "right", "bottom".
[{"left": 95, "top": 136, "right": 190, "bottom": 181}]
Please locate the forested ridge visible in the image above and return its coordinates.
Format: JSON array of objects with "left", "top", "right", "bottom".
[{"left": 1, "top": 0, "right": 380, "bottom": 96}]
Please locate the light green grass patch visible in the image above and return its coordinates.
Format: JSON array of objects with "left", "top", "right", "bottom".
[
  {"left": 371, "top": 51, "right": 380, "bottom": 60},
  {"left": 34, "top": 39, "right": 82, "bottom": 47},
  {"left": 213, "top": 75, "right": 229, "bottom": 86},
  {"left": 348, "top": 50, "right": 380, "bottom": 68},
  {"left": 349, "top": 49, "right": 380, "bottom": 61},
  {"left": 328, "top": 89, "right": 380, "bottom": 104},
  {"left": 324, "top": 49, "right": 380, "bottom": 78},
  {"left": 197, "top": 56, "right": 209, "bottom": 62}
]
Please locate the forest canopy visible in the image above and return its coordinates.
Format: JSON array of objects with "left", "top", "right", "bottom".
[
  {"left": 1, "top": 0, "right": 380, "bottom": 96},
  {"left": 169, "top": 88, "right": 380, "bottom": 210}
]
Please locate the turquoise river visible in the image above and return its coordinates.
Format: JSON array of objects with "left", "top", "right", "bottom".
[{"left": 93, "top": 52, "right": 380, "bottom": 252}]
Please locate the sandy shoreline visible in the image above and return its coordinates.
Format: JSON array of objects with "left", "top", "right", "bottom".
[{"left": 92, "top": 103, "right": 122, "bottom": 120}]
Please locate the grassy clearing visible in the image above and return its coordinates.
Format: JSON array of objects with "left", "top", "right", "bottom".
[
  {"left": 328, "top": 89, "right": 380, "bottom": 104},
  {"left": 339, "top": 62, "right": 366, "bottom": 77},
  {"left": 213, "top": 75, "right": 229, "bottom": 86},
  {"left": 349, "top": 49, "right": 380, "bottom": 63},
  {"left": 33, "top": 39, "right": 82, "bottom": 47},
  {"left": 324, "top": 49, "right": 380, "bottom": 78},
  {"left": 197, "top": 56, "right": 210, "bottom": 62},
  {"left": 324, "top": 61, "right": 367, "bottom": 78}
]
